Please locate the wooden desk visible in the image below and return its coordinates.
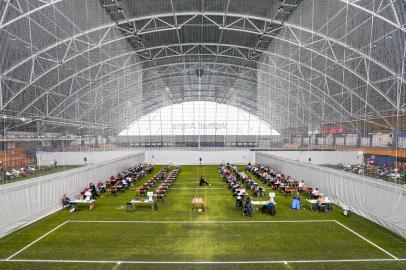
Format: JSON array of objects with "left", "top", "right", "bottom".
[
  {"left": 285, "top": 188, "right": 297, "bottom": 195},
  {"left": 192, "top": 197, "right": 205, "bottom": 210}
]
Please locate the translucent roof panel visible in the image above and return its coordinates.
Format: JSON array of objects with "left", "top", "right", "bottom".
[
  {"left": 119, "top": 101, "right": 280, "bottom": 136},
  {"left": 0, "top": 0, "right": 404, "bottom": 133}
]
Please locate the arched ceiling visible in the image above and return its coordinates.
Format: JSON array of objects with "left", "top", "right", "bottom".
[{"left": 0, "top": 0, "right": 405, "bottom": 133}]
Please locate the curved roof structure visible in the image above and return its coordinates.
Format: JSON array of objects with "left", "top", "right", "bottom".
[{"left": 0, "top": 0, "right": 405, "bottom": 133}]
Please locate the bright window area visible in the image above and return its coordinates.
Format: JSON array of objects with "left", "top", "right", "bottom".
[{"left": 120, "top": 101, "right": 280, "bottom": 136}]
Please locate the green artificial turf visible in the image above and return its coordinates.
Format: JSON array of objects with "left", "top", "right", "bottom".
[{"left": 0, "top": 165, "right": 405, "bottom": 270}]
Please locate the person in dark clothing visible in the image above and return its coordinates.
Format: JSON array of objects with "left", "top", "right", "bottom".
[
  {"left": 62, "top": 194, "right": 71, "bottom": 207},
  {"left": 199, "top": 176, "right": 210, "bottom": 186},
  {"left": 243, "top": 202, "right": 253, "bottom": 217},
  {"left": 89, "top": 183, "right": 97, "bottom": 199},
  {"left": 262, "top": 202, "right": 276, "bottom": 216},
  {"left": 236, "top": 196, "right": 243, "bottom": 208}
]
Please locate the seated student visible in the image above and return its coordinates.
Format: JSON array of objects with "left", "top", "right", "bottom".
[
  {"left": 62, "top": 194, "right": 71, "bottom": 206},
  {"left": 291, "top": 192, "right": 301, "bottom": 210},
  {"left": 279, "top": 182, "right": 286, "bottom": 192},
  {"left": 109, "top": 176, "right": 117, "bottom": 186},
  {"left": 199, "top": 176, "right": 211, "bottom": 186},
  {"left": 244, "top": 194, "right": 251, "bottom": 205},
  {"left": 243, "top": 202, "right": 253, "bottom": 217},
  {"left": 293, "top": 191, "right": 301, "bottom": 202},
  {"left": 272, "top": 178, "right": 281, "bottom": 189},
  {"left": 315, "top": 196, "right": 325, "bottom": 212},
  {"left": 97, "top": 181, "right": 106, "bottom": 193},
  {"left": 234, "top": 187, "right": 245, "bottom": 197},
  {"left": 253, "top": 185, "right": 262, "bottom": 197},
  {"left": 311, "top": 188, "right": 320, "bottom": 199},
  {"left": 298, "top": 181, "right": 305, "bottom": 191},
  {"left": 89, "top": 183, "right": 98, "bottom": 198},
  {"left": 262, "top": 202, "right": 276, "bottom": 216},
  {"left": 236, "top": 196, "right": 243, "bottom": 208}
]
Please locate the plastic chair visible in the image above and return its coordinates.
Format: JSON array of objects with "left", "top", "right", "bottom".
[
  {"left": 126, "top": 202, "right": 134, "bottom": 212},
  {"left": 147, "top": 191, "right": 154, "bottom": 202}
]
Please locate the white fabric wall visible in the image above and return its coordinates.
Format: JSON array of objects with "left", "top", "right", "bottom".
[
  {"left": 0, "top": 152, "right": 144, "bottom": 238},
  {"left": 256, "top": 152, "right": 406, "bottom": 239},
  {"left": 36, "top": 150, "right": 142, "bottom": 166},
  {"left": 145, "top": 150, "right": 255, "bottom": 165},
  {"left": 259, "top": 151, "right": 363, "bottom": 165}
]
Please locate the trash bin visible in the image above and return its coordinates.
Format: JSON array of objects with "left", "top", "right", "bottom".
[
  {"left": 343, "top": 205, "right": 351, "bottom": 216},
  {"left": 126, "top": 202, "right": 134, "bottom": 212}
]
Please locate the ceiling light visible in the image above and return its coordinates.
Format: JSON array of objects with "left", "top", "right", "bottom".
[{"left": 165, "top": 86, "right": 170, "bottom": 92}]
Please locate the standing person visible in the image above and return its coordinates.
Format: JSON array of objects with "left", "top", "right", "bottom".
[
  {"left": 298, "top": 180, "right": 305, "bottom": 191},
  {"left": 199, "top": 175, "right": 211, "bottom": 186}
]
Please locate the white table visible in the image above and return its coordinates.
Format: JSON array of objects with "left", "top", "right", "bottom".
[
  {"left": 251, "top": 201, "right": 270, "bottom": 206},
  {"left": 69, "top": 199, "right": 95, "bottom": 210},
  {"left": 306, "top": 199, "right": 333, "bottom": 210},
  {"left": 130, "top": 199, "right": 156, "bottom": 211},
  {"left": 251, "top": 200, "right": 276, "bottom": 211}
]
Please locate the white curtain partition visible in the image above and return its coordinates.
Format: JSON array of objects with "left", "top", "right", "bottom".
[
  {"left": 255, "top": 152, "right": 406, "bottom": 239},
  {"left": 0, "top": 152, "right": 144, "bottom": 238}
]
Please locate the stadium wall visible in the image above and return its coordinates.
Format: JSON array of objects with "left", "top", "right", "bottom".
[
  {"left": 145, "top": 150, "right": 255, "bottom": 165},
  {"left": 36, "top": 150, "right": 141, "bottom": 166},
  {"left": 259, "top": 151, "right": 363, "bottom": 165}
]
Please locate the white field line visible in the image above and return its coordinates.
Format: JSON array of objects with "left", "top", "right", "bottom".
[
  {"left": 68, "top": 220, "right": 337, "bottom": 224},
  {"left": 3, "top": 219, "right": 338, "bottom": 260},
  {"left": 335, "top": 220, "right": 399, "bottom": 259},
  {"left": 6, "top": 220, "right": 401, "bottom": 263},
  {"left": 1, "top": 258, "right": 405, "bottom": 264},
  {"left": 170, "top": 188, "right": 227, "bottom": 190},
  {"left": 6, "top": 220, "right": 70, "bottom": 260}
]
